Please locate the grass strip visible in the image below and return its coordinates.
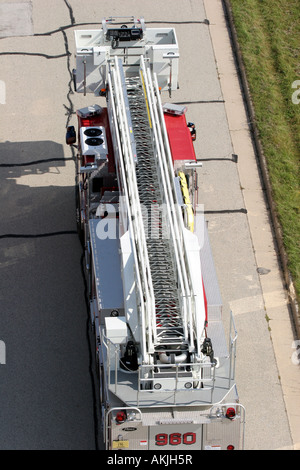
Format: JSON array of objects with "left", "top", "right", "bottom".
[{"left": 229, "top": 0, "right": 300, "bottom": 302}]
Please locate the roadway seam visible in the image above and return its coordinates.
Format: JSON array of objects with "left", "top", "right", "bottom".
[{"left": 0, "top": 231, "right": 77, "bottom": 239}]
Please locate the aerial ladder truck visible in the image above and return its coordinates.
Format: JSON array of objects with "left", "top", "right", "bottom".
[{"left": 66, "top": 16, "right": 245, "bottom": 450}]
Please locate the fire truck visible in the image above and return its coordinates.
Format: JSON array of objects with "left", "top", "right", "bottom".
[{"left": 66, "top": 16, "right": 245, "bottom": 450}]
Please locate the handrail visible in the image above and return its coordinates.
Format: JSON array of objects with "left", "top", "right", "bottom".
[
  {"left": 138, "top": 362, "right": 215, "bottom": 388},
  {"left": 137, "top": 360, "right": 216, "bottom": 407},
  {"left": 104, "top": 329, "right": 239, "bottom": 407}
]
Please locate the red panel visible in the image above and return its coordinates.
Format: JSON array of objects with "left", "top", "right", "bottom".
[
  {"left": 164, "top": 113, "right": 196, "bottom": 163},
  {"left": 77, "top": 108, "right": 116, "bottom": 174}
]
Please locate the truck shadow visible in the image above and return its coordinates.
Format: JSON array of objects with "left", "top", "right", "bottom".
[{"left": 0, "top": 140, "right": 100, "bottom": 450}]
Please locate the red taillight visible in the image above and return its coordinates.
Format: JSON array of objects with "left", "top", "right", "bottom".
[
  {"left": 227, "top": 444, "right": 235, "bottom": 450},
  {"left": 226, "top": 407, "right": 236, "bottom": 420},
  {"left": 115, "top": 411, "right": 127, "bottom": 424}
]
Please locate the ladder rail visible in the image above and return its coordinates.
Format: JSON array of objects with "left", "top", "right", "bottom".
[
  {"left": 125, "top": 75, "right": 184, "bottom": 348},
  {"left": 113, "top": 58, "right": 157, "bottom": 353},
  {"left": 107, "top": 69, "right": 148, "bottom": 361},
  {"left": 140, "top": 57, "right": 192, "bottom": 348},
  {"left": 153, "top": 68, "right": 206, "bottom": 355},
  {"left": 107, "top": 58, "right": 157, "bottom": 357},
  {"left": 149, "top": 68, "right": 195, "bottom": 352}
]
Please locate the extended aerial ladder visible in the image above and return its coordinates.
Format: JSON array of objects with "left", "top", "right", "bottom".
[
  {"left": 68, "top": 16, "right": 245, "bottom": 450},
  {"left": 107, "top": 54, "right": 206, "bottom": 366}
]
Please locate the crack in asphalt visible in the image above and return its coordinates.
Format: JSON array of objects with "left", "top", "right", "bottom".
[
  {"left": 33, "top": 19, "right": 209, "bottom": 38},
  {"left": 0, "top": 231, "right": 77, "bottom": 239},
  {"left": 0, "top": 157, "right": 74, "bottom": 168},
  {"left": 60, "top": 28, "right": 76, "bottom": 131},
  {"left": 0, "top": 51, "right": 68, "bottom": 59},
  {"left": 64, "top": 0, "right": 76, "bottom": 25}
]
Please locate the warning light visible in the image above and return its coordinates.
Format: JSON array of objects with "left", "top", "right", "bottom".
[
  {"left": 226, "top": 407, "right": 236, "bottom": 420},
  {"left": 115, "top": 411, "right": 127, "bottom": 424}
]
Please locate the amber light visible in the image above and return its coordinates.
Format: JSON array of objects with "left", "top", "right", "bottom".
[{"left": 226, "top": 407, "right": 236, "bottom": 420}]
